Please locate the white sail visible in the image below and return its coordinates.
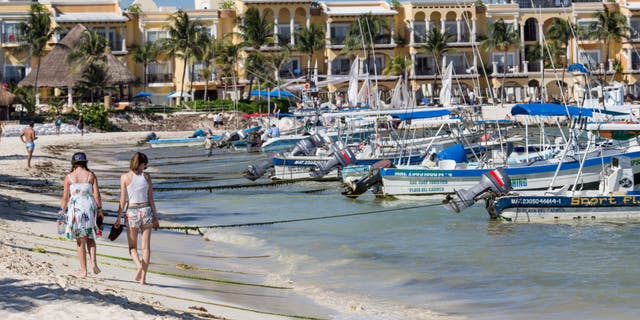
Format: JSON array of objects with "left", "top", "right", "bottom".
[
  {"left": 390, "top": 79, "right": 402, "bottom": 108},
  {"left": 358, "top": 78, "right": 372, "bottom": 107},
  {"left": 348, "top": 58, "right": 359, "bottom": 107},
  {"left": 313, "top": 59, "right": 319, "bottom": 85},
  {"left": 439, "top": 62, "right": 453, "bottom": 107}
]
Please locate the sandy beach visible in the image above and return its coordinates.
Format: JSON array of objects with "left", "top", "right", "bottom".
[{"left": 0, "top": 130, "right": 331, "bottom": 320}]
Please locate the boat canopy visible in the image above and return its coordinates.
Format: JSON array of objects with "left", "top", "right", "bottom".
[
  {"left": 511, "top": 104, "right": 593, "bottom": 117},
  {"left": 390, "top": 109, "right": 450, "bottom": 120}
]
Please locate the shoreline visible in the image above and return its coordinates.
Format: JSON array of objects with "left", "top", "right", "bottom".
[{"left": 0, "top": 131, "right": 333, "bottom": 320}]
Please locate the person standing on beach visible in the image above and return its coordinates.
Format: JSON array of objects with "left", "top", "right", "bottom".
[
  {"left": 0, "top": 120, "right": 5, "bottom": 143},
  {"left": 115, "top": 152, "right": 159, "bottom": 285},
  {"left": 60, "top": 152, "right": 103, "bottom": 278},
  {"left": 55, "top": 116, "right": 62, "bottom": 135},
  {"left": 19, "top": 122, "right": 37, "bottom": 168},
  {"left": 77, "top": 113, "right": 84, "bottom": 136}
]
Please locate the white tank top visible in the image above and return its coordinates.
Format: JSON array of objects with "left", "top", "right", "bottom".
[{"left": 127, "top": 172, "right": 149, "bottom": 204}]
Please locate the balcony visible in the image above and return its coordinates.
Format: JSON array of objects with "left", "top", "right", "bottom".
[
  {"left": 514, "top": 0, "right": 600, "bottom": 8},
  {"left": 1, "top": 32, "right": 24, "bottom": 45}
]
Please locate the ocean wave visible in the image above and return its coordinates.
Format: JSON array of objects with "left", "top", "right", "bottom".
[{"left": 202, "top": 229, "right": 266, "bottom": 248}]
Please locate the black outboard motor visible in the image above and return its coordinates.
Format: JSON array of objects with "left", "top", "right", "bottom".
[
  {"left": 444, "top": 168, "right": 512, "bottom": 213},
  {"left": 217, "top": 129, "right": 248, "bottom": 148},
  {"left": 290, "top": 133, "right": 325, "bottom": 156},
  {"left": 310, "top": 144, "right": 357, "bottom": 178},
  {"left": 342, "top": 159, "right": 394, "bottom": 198},
  {"left": 146, "top": 132, "right": 158, "bottom": 141},
  {"left": 243, "top": 158, "right": 274, "bottom": 181}
]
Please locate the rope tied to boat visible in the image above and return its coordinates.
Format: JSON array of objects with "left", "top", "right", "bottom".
[{"left": 158, "top": 202, "right": 444, "bottom": 235}]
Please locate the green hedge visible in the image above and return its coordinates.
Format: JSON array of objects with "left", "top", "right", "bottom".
[
  {"left": 183, "top": 99, "right": 292, "bottom": 114},
  {"left": 75, "top": 103, "right": 112, "bottom": 131}
]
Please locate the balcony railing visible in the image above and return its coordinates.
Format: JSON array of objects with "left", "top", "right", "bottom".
[
  {"left": 147, "top": 73, "right": 173, "bottom": 83},
  {"left": 514, "top": 0, "right": 600, "bottom": 8},
  {"left": 1, "top": 32, "right": 24, "bottom": 43}
]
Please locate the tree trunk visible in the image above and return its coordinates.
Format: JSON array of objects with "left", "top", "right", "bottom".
[
  {"left": 431, "top": 53, "right": 439, "bottom": 104},
  {"left": 204, "top": 79, "right": 208, "bottom": 102},
  {"left": 189, "top": 63, "right": 195, "bottom": 97},
  {"left": 34, "top": 56, "right": 41, "bottom": 100},
  {"left": 180, "top": 57, "right": 187, "bottom": 105},
  {"left": 143, "top": 62, "right": 148, "bottom": 91}
]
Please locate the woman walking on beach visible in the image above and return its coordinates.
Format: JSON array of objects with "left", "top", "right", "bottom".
[
  {"left": 60, "top": 152, "right": 103, "bottom": 278},
  {"left": 115, "top": 152, "right": 159, "bottom": 285},
  {"left": 77, "top": 113, "right": 84, "bottom": 136}
]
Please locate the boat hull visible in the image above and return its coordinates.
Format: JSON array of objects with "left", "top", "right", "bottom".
[
  {"left": 148, "top": 137, "right": 205, "bottom": 148},
  {"left": 495, "top": 195, "right": 640, "bottom": 222},
  {"left": 380, "top": 150, "right": 640, "bottom": 196}
]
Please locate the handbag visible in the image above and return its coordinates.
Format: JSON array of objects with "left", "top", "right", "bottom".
[{"left": 108, "top": 202, "right": 128, "bottom": 241}]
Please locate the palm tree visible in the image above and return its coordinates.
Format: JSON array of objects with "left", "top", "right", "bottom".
[
  {"left": 480, "top": 19, "right": 520, "bottom": 107},
  {"left": 236, "top": 6, "right": 274, "bottom": 96},
  {"left": 77, "top": 63, "right": 110, "bottom": 103},
  {"left": 422, "top": 27, "right": 454, "bottom": 103},
  {"left": 187, "top": 30, "right": 211, "bottom": 97},
  {"left": 215, "top": 40, "right": 242, "bottom": 126},
  {"left": 132, "top": 40, "right": 161, "bottom": 91},
  {"left": 591, "top": 8, "right": 629, "bottom": 84},
  {"left": 295, "top": 23, "right": 325, "bottom": 73},
  {"left": 17, "top": 4, "right": 59, "bottom": 98},
  {"left": 383, "top": 55, "right": 411, "bottom": 81},
  {"left": 161, "top": 10, "right": 206, "bottom": 103},
  {"left": 268, "top": 46, "right": 291, "bottom": 98},
  {"left": 547, "top": 18, "right": 578, "bottom": 92},
  {"left": 236, "top": 7, "right": 274, "bottom": 49},
  {"left": 245, "top": 51, "right": 269, "bottom": 97},
  {"left": 198, "top": 38, "right": 222, "bottom": 101},
  {"left": 343, "top": 13, "right": 389, "bottom": 74},
  {"left": 67, "top": 29, "right": 110, "bottom": 67}
]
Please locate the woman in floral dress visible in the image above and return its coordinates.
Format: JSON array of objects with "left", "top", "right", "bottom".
[{"left": 60, "top": 152, "right": 103, "bottom": 278}]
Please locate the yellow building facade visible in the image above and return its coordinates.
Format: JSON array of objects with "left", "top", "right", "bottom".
[{"left": 3, "top": 0, "right": 640, "bottom": 105}]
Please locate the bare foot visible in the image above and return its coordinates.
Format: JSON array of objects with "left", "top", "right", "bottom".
[
  {"left": 76, "top": 272, "right": 87, "bottom": 278},
  {"left": 135, "top": 267, "right": 143, "bottom": 282},
  {"left": 93, "top": 266, "right": 101, "bottom": 274}
]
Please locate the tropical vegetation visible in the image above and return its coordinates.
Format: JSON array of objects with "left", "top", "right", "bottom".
[
  {"left": 422, "top": 27, "right": 454, "bottom": 103},
  {"left": 480, "top": 18, "right": 520, "bottom": 107}
]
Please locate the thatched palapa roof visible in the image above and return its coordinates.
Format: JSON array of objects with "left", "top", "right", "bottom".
[
  {"left": 18, "top": 24, "right": 136, "bottom": 88},
  {"left": 0, "top": 88, "right": 15, "bottom": 106}
]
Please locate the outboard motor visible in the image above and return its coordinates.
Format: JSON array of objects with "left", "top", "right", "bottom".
[
  {"left": 217, "top": 129, "right": 248, "bottom": 148},
  {"left": 342, "top": 159, "right": 394, "bottom": 198},
  {"left": 146, "top": 132, "right": 157, "bottom": 141},
  {"left": 243, "top": 158, "right": 274, "bottom": 181},
  {"left": 311, "top": 144, "right": 357, "bottom": 178},
  {"left": 290, "top": 133, "right": 325, "bottom": 156},
  {"left": 444, "top": 168, "right": 512, "bottom": 213}
]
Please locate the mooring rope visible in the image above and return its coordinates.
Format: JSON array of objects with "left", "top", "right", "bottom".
[{"left": 159, "top": 202, "right": 443, "bottom": 235}]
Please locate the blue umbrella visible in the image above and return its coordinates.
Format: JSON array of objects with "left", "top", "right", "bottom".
[
  {"left": 567, "top": 63, "right": 590, "bottom": 75},
  {"left": 269, "top": 89, "right": 295, "bottom": 98},
  {"left": 133, "top": 91, "right": 154, "bottom": 98},
  {"left": 250, "top": 89, "right": 270, "bottom": 97}
]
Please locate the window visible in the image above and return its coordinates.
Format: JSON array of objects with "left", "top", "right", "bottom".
[
  {"left": 279, "top": 58, "right": 301, "bottom": 79},
  {"left": 146, "top": 30, "right": 167, "bottom": 43},
  {"left": 578, "top": 50, "right": 601, "bottom": 70},
  {"left": 444, "top": 21, "right": 457, "bottom": 40},
  {"left": 491, "top": 53, "right": 515, "bottom": 73},
  {"left": 331, "top": 56, "right": 352, "bottom": 75},
  {"left": 2, "top": 21, "right": 24, "bottom": 43},
  {"left": 3, "top": 65, "right": 26, "bottom": 84},
  {"left": 577, "top": 19, "right": 597, "bottom": 35},
  {"left": 147, "top": 62, "right": 173, "bottom": 83},
  {"left": 277, "top": 24, "right": 291, "bottom": 45},
  {"left": 632, "top": 51, "right": 640, "bottom": 70},
  {"left": 330, "top": 23, "right": 350, "bottom": 45},
  {"left": 631, "top": 18, "right": 640, "bottom": 40},
  {"left": 366, "top": 55, "right": 385, "bottom": 74},
  {"left": 191, "top": 62, "right": 214, "bottom": 82},
  {"left": 413, "top": 21, "right": 426, "bottom": 43},
  {"left": 95, "top": 28, "right": 122, "bottom": 52},
  {"left": 444, "top": 54, "right": 467, "bottom": 74},
  {"left": 415, "top": 55, "right": 435, "bottom": 75}
]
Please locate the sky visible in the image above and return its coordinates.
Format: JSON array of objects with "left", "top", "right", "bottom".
[{"left": 121, "top": 0, "right": 194, "bottom": 10}]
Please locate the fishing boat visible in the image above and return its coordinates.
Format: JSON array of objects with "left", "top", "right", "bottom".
[
  {"left": 148, "top": 126, "right": 261, "bottom": 148},
  {"left": 345, "top": 104, "right": 640, "bottom": 198},
  {"left": 445, "top": 156, "right": 640, "bottom": 222}
]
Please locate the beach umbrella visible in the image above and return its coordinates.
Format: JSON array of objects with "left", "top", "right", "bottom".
[
  {"left": 568, "top": 63, "right": 590, "bottom": 75},
  {"left": 133, "top": 91, "right": 154, "bottom": 99},
  {"left": 0, "top": 88, "right": 15, "bottom": 106},
  {"left": 250, "top": 89, "right": 270, "bottom": 97},
  {"left": 269, "top": 89, "right": 295, "bottom": 98}
]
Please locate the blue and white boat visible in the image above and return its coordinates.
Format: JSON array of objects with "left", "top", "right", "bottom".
[
  {"left": 148, "top": 126, "right": 261, "bottom": 148},
  {"left": 445, "top": 156, "right": 640, "bottom": 222},
  {"left": 347, "top": 104, "right": 640, "bottom": 197}
]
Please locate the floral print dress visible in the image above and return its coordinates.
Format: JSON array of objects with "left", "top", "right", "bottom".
[{"left": 65, "top": 173, "right": 98, "bottom": 240}]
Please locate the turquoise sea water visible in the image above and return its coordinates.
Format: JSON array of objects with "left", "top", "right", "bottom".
[{"left": 90, "top": 143, "right": 640, "bottom": 320}]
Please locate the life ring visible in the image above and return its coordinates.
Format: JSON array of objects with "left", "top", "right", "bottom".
[{"left": 304, "top": 83, "right": 311, "bottom": 90}]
